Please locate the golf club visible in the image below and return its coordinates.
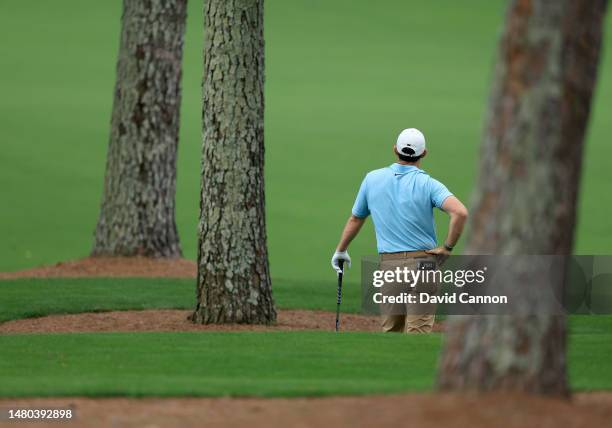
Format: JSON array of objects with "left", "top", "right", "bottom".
[{"left": 335, "top": 260, "right": 344, "bottom": 332}]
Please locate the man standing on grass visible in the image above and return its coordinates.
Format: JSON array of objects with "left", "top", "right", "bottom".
[{"left": 331, "top": 128, "right": 468, "bottom": 333}]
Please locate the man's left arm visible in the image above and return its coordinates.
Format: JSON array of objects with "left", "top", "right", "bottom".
[{"left": 426, "top": 196, "right": 468, "bottom": 257}]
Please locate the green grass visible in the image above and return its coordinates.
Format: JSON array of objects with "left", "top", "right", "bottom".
[
  {"left": 0, "top": 277, "right": 362, "bottom": 323},
  {"left": 0, "top": 320, "right": 610, "bottom": 397},
  {"left": 0, "top": 278, "right": 193, "bottom": 323},
  {"left": 0, "top": 278, "right": 610, "bottom": 397},
  {"left": 1, "top": 1, "right": 611, "bottom": 281},
  {"left": 568, "top": 316, "right": 612, "bottom": 390},
  {"left": 0, "top": 332, "right": 442, "bottom": 397},
  {"left": 1, "top": 0, "right": 611, "bottom": 400}
]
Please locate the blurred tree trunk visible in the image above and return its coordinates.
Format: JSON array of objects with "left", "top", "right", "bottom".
[
  {"left": 92, "top": 0, "right": 187, "bottom": 258},
  {"left": 437, "top": 0, "right": 608, "bottom": 396},
  {"left": 191, "top": 0, "right": 276, "bottom": 324}
]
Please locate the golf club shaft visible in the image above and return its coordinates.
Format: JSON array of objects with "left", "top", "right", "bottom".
[{"left": 335, "top": 260, "right": 344, "bottom": 332}]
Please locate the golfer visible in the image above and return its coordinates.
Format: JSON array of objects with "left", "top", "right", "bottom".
[{"left": 331, "top": 128, "right": 468, "bottom": 333}]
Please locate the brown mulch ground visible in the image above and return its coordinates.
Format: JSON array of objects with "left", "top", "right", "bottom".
[
  {"left": 0, "top": 309, "right": 444, "bottom": 334},
  {"left": 0, "top": 256, "right": 444, "bottom": 334},
  {"left": 1, "top": 393, "right": 610, "bottom": 428},
  {"left": 0, "top": 257, "right": 197, "bottom": 280}
]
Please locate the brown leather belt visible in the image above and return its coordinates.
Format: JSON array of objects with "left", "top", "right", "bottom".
[{"left": 380, "top": 251, "right": 430, "bottom": 260}]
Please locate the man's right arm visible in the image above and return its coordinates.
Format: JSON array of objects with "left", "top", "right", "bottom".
[
  {"left": 336, "top": 215, "right": 366, "bottom": 252},
  {"left": 331, "top": 175, "right": 369, "bottom": 274},
  {"left": 331, "top": 215, "right": 366, "bottom": 274}
]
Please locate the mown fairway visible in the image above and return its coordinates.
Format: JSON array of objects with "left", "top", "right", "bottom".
[
  {"left": 0, "top": 332, "right": 441, "bottom": 397},
  {"left": 0, "top": 279, "right": 611, "bottom": 397},
  {"left": 0, "top": 317, "right": 611, "bottom": 397},
  {"left": 1, "top": 0, "right": 611, "bottom": 400},
  {"left": 1, "top": 1, "right": 611, "bottom": 283},
  {"left": 0, "top": 277, "right": 362, "bottom": 323}
]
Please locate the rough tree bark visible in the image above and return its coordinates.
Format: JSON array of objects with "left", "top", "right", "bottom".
[
  {"left": 191, "top": 0, "right": 276, "bottom": 324},
  {"left": 92, "top": 0, "right": 187, "bottom": 258},
  {"left": 437, "top": 0, "right": 608, "bottom": 396}
]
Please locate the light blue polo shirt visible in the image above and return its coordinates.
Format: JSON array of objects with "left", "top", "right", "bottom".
[{"left": 351, "top": 163, "right": 453, "bottom": 253}]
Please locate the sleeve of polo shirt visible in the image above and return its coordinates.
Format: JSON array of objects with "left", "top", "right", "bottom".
[
  {"left": 430, "top": 178, "right": 453, "bottom": 208},
  {"left": 351, "top": 176, "right": 370, "bottom": 218}
]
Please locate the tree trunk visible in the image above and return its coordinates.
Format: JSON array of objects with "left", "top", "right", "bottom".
[
  {"left": 437, "top": 0, "right": 607, "bottom": 396},
  {"left": 191, "top": 0, "right": 276, "bottom": 324},
  {"left": 92, "top": 0, "right": 187, "bottom": 258}
]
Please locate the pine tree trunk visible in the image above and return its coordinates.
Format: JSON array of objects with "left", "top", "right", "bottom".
[
  {"left": 437, "top": 0, "right": 608, "bottom": 396},
  {"left": 92, "top": 0, "right": 187, "bottom": 258},
  {"left": 192, "top": 0, "right": 276, "bottom": 324}
]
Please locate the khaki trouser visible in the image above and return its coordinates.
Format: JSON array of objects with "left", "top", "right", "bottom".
[{"left": 379, "top": 251, "right": 439, "bottom": 333}]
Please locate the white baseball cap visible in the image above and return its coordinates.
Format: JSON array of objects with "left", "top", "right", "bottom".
[{"left": 396, "top": 128, "right": 426, "bottom": 157}]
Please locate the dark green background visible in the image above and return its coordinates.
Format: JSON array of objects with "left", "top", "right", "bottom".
[{"left": 1, "top": 0, "right": 611, "bottom": 283}]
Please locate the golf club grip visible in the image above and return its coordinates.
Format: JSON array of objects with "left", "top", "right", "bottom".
[{"left": 337, "top": 260, "right": 344, "bottom": 305}]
